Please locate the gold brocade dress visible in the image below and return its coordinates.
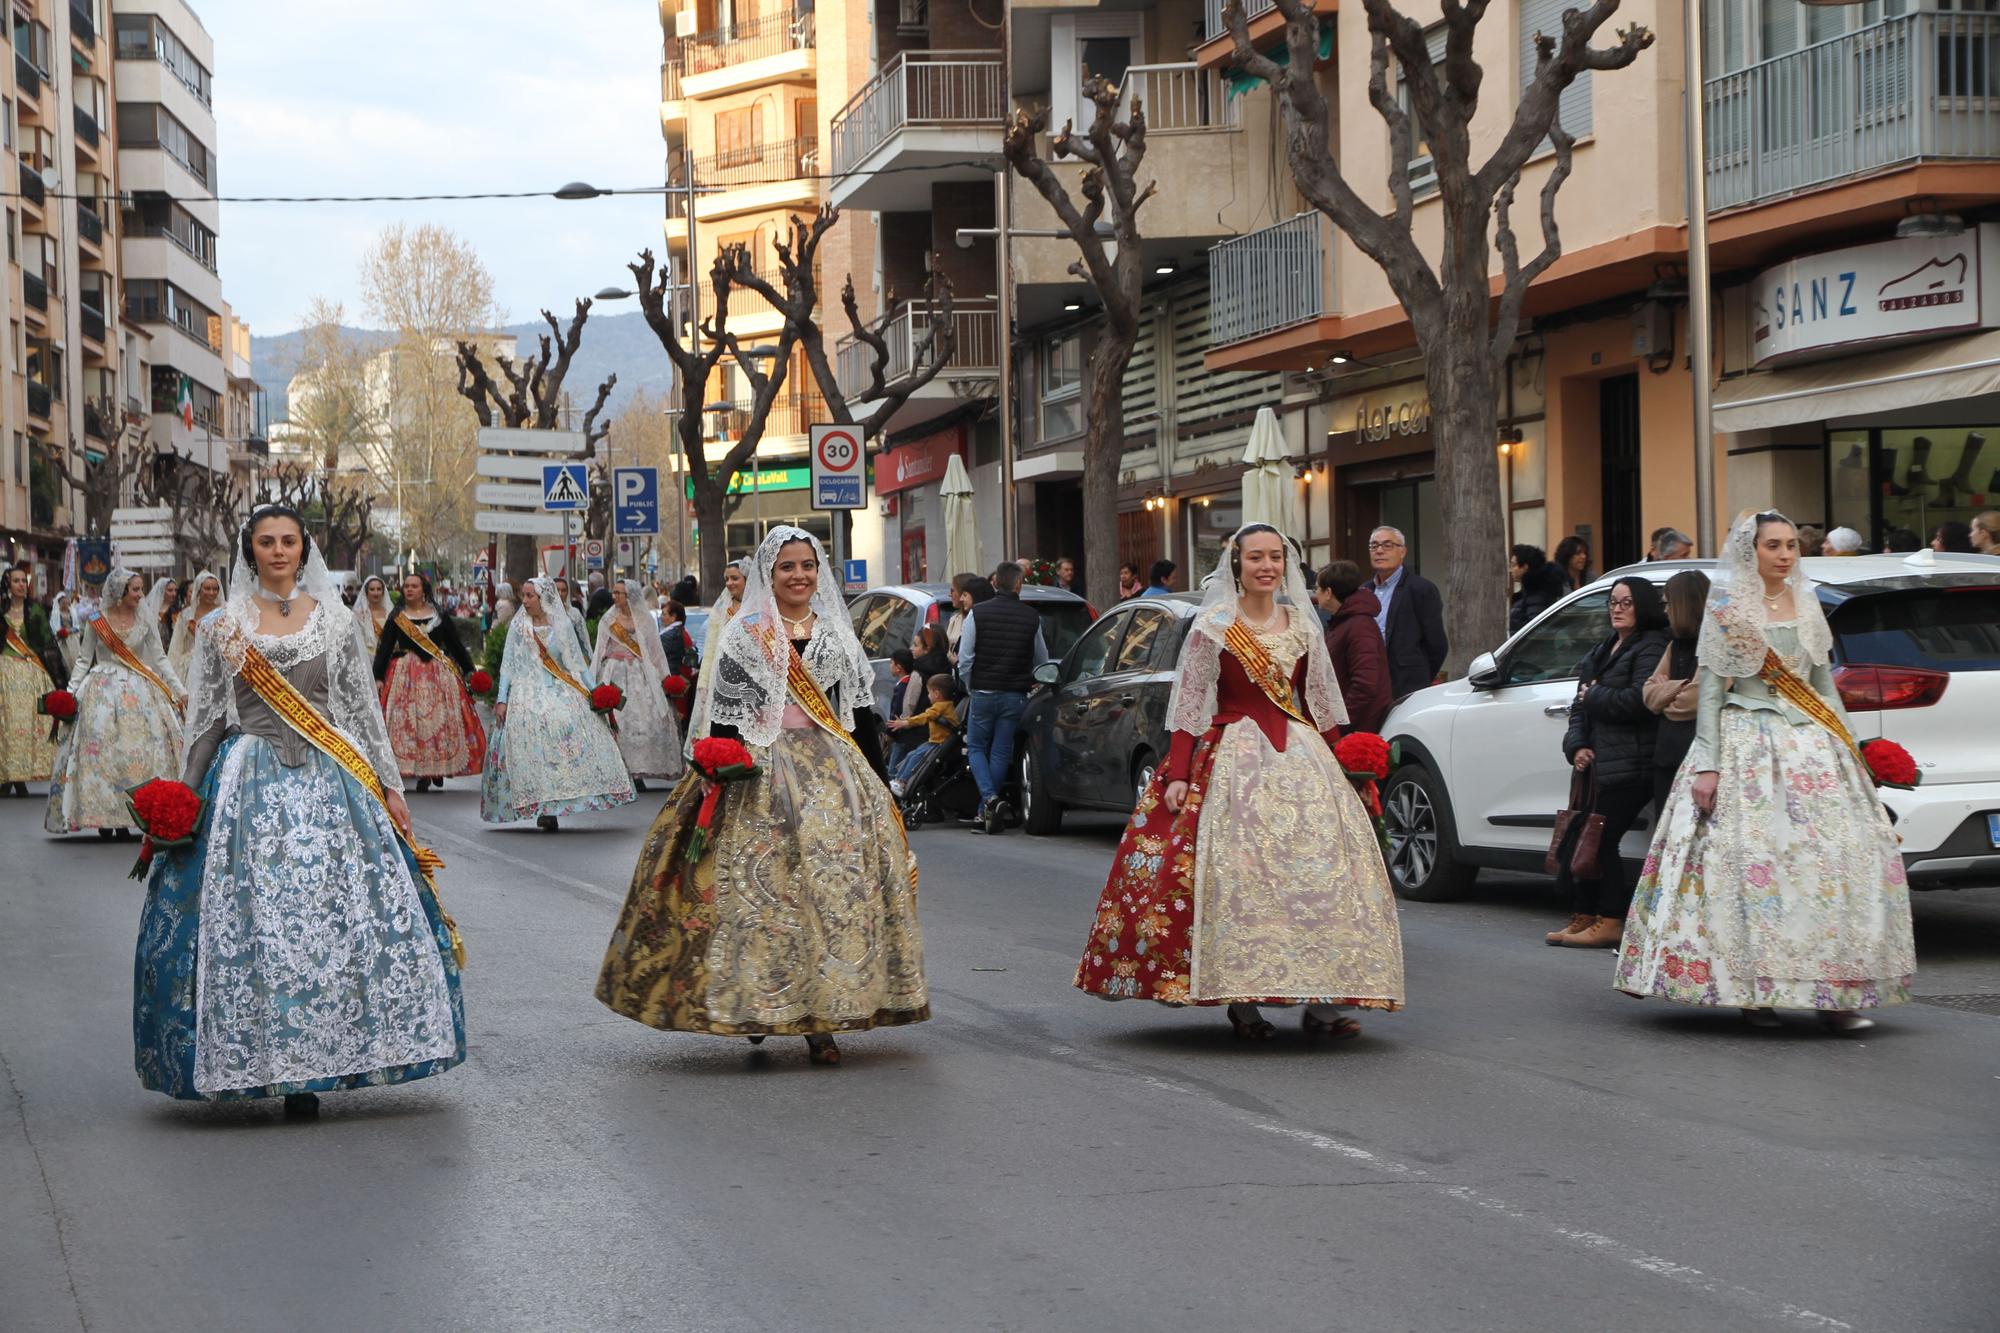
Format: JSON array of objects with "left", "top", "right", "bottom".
[{"left": 0, "top": 610, "right": 55, "bottom": 783}]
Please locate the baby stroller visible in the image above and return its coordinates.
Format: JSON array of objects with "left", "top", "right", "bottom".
[{"left": 894, "top": 717, "right": 980, "bottom": 827}]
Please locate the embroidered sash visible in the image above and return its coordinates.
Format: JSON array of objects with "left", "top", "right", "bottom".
[
  {"left": 235, "top": 637, "right": 464, "bottom": 966},
  {"left": 1757, "top": 648, "right": 1863, "bottom": 764},
  {"left": 531, "top": 627, "right": 593, "bottom": 700},
  {"left": 87, "top": 612, "right": 178, "bottom": 706},
  {"left": 1222, "top": 618, "right": 1312, "bottom": 727},
  {"left": 3, "top": 616, "right": 52, "bottom": 684},
  {"left": 775, "top": 630, "right": 916, "bottom": 873},
  {"left": 606, "top": 618, "right": 648, "bottom": 662},
  {"left": 393, "top": 611, "right": 456, "bottom": 673}
]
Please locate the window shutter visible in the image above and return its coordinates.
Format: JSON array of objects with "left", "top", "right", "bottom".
[{"left": 1518, "top": 0, "right": 1593, "bottom": 141}]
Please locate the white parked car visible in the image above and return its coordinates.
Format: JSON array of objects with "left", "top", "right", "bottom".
[{"left": 1379, "top": 551, "right": 2000, "bottom": 901}]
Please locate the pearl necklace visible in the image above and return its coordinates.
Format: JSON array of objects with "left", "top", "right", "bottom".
[
  {"left": 780, "top": 610, "right": 816, "bottom": 639},
  {"left": 1239, "top": 604, "right": 1284, "bottom": 633}
]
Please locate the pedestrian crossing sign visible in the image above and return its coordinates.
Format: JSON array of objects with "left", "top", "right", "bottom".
[{"left": 541, "top": 463, "right": 588, "bottom": 511}]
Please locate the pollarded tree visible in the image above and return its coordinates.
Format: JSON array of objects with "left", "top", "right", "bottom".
[{"left": 1226, "top": 0, "right": 1652, "bottom": 671}]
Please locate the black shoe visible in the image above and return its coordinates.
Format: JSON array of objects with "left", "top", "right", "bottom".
[
  {"left": 634, "top": 778, "right": 648, "bottom": 793},
  {"left": 283, "top": 1092, "right": 319, "bottom": 1120},
  {"left": 97, "top": 828, "right": 115, "bottom": 839},
  {"left": 536, "top": 814, "right": 559, "bottom": 832}
]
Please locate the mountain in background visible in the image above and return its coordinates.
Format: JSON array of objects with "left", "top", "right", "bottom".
[{"left": 249, "top": 310, "right": 672, "bottom": 422}]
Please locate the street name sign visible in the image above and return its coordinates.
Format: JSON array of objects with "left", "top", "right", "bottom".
[
  {"left": 612, "top": 467, "right": 660, "bottom": 536},
  {"left": 810, "top": 423, "right": 864, "bottom": 510},
  {"left": 475, "top": 455, "right": 559, "bottom": 482},
  {"left": 475, "top": 510, "right": 569, "bottom": 537},
  {"left": 478, "top": 427, "right": 585, "bottom": 456},
  {"left": 115, "top": 538, "right": 176, "bottom": 557},
  {"left": 542, "top": 463, "right": 588, "bottom": 511},
  {"left": 474, "top": 482, "right": 544, "bottom": 509},
  {"left": 111, "top": 506, "right": 171, "bottom": 523}
]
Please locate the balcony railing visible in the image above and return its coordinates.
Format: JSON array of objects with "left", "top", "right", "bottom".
[
  {"left": 684, "top": 8, "right": 815, "bottom": 78},
  {"left": 84, "top": 399, "right": 110, "bottom": 441},
  {"left": 142, "top": 224, "right": 219, "bottom": 273},
  {"left": 691, "top": 136, "right": 818, "bottom": 188},
  {"left": 22, "top": 271, "right": 47, "bottom": 311},
  {"left": 27, "top": 381, "right": 52, "bottom": 421},
  {"left": 76, "top": 200, "right": 103, "bottom": 246},
  {"left": 1705, "top": 13, "right": 2000, "bottom": 212},
  {"left": 15, "top": 52, "right": 38, "bottom": 101},
  {"left": 702, "top": 390, "right": 830, "bottom": 441},
  {"left": 81, "top": 303, "right": 105, "bottom": 344},
  {"left": 70, "top": 0, "right": 95, "bottom": 46},
  {"left": 18, "top": 161, "right": 44, "bottom": 207},
  {"left": 831, "top": 51, "right": 1006, "bottom": 178},
  {"left": 73, "top": 104, "right": 98, "bottom": 148},
  {"left": 1209, "top": 212, "right": 1335, "bottom": 347},
  {"left": 1203, "top": 0, "right": 1276, "bottom": 39},
  {"left": 661, "top": 57, "right": 683, "bottom": 103},
  {"left": 835, "top": 299, "right": 999, "bottom": 401},
  {"left": 1122, "top": 63, "right": 1237, "bottom": 133}
]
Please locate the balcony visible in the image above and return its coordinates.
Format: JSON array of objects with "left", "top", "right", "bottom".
[
  {"left": 681, "top": 8, "right": 814, "bottom": 96},
  {"left": 1209, "top": 212, "right": 1336, "bottom": 347},
  {"left": 15, "top": 52, "right": 39, "bottom": 102},
  {"left": 27, "top": 381, "right": 52, "bottom": 422},
  {"left": 1706, "top": 13, "right": 2000, "bottom": 213},
  {"left": 660, "top": 56, "right": 685, "bottom": 127},
  {"left": 22, "top": 271, "right": 48, "bottom": 312},
  {"left": 76, "top": 200, "right": 103, "bottom": 248},
  {"left": 828, "top": 51, "right": 1006, "bottom": 212},
  {"left": 1122, "top": 63, "right": 1238, "bottom": 134},
  {"left": 702, "top": 389, "right": 829, "bottom": 442},
  {"left": 73, "top": 104, "right": 99, "bottom": 150},
  {"left": 835, "top": 300, "right": 1000, "bottom": 418},
  {"left": 1196, "top": 0, "right": 1335, "bottom": 71},
  {"left": 84, "top": 399, "right": 111, "bottom": 441},
  {"left": 692, "top": 136, "right": 818, "bottom": 189},
  {"left": 81, "top": 303, "right": 106, "bottom": 345},
  {"left": 18, "top": 161, "right": 44, "bottom": 208},
  {"left": 71, "top": 1, "right": 95, "bottom": 47}
]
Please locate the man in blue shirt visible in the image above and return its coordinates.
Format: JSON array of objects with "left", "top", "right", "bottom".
[{"left": 1139, "top": 559, "right": 1177, "bottom": 597}]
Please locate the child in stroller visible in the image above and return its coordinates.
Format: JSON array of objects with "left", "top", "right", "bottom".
[{"left": 886, "top": 675, "right": 978, "bottom": 824}]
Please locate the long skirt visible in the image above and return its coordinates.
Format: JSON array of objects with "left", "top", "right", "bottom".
[
  {"left": 479, "top": 674, "right": 635, "bottom": 823},
  {"left": 133, "top": 734, "right": 465, "bottom": 1100},
  {"left": 1614, "top": 707, "right": 1915, "bottom": 1010},
  {"left": 0, "top": 649, "right": 54, "bottom": 782},
  {"left": 382, "top": 655, "right": 487, "bottom": 779},
  {"left": 597, "top": 719, "right": 928, "bottom": 1036},
  {"left": 1076, "top": 717, "right": 1405, "bottom": 1009},
  {"left": 45, "top": 663, "right": 183, "bottom": 833},
  {"left": 597, "top": 648, "right": 685, "bottom": 782}
]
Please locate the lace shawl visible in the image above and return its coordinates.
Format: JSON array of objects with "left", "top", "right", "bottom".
[
  {"left": 590, "top": 580, "right": 671, "bottom": 686},
  {"left": 705, "top": 526, "right": 871, "bottom": 747},
  {"left": 498, "top": 577, "right": 596, "bottom": 704},
  {"left": 1698, "top": 509, "right": 1835, "bottom": 678}
]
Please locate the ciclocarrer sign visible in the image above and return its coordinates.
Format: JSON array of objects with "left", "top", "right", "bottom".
[
  {"left": 541, "top": 462, "right": 589, "bottom": 511},
  {"left": 612, "top": 467, "right": 659, "bottom": 536},
  {"left": 581, "top": 538, "right": 606, "bottom": 570},
  {"left": 810, "top": 423, "right": 865, "bottom": 511},
  {"left": 1751, "top": 223, "right": 2000, "bottom": 367}
]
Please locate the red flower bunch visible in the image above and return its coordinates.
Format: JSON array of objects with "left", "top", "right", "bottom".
[
  {"left": 662, "top": 674, "right": 689, "bottom": 697},
  {"left": 1861, "top": 738, "right": 1921, "bottom": 789},
  {"left": 466, "top": 669, "right": 494, "bottom": 695},
  {"left": 38, "top": 689, "right": 77, "bottom": 720},
  {"left": 124, "top": 778, "right": 205, "bottom": 881},
  {"left": 685, "top": 737, "right": 758, "bottom": 865},
  {"left": 1335, "top": 731, "right": 1392, "bottom": 780},
  {"left": 589, "top": 682, "right": 624, "bottom": 714}
]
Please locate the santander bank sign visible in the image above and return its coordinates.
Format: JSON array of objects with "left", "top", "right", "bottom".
[{"left": 1750, "top": 223, "right": 2000, "bottom": 368}]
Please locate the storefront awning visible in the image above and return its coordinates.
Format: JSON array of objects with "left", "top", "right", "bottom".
[{"left": 1714, "top": 329, "right": 2000, "bottom": 434}]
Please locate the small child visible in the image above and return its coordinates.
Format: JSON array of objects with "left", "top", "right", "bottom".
[{"left": 888, "top": 676, "right": 959, "bottom": 794}]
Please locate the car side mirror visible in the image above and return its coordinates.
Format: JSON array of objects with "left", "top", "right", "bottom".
[
  {"left": 1032, "top": 660, "right": 1061, "bottom": 686},
  {"left": 1465, "top": 651, "right": 1502, "bottom": 689}
]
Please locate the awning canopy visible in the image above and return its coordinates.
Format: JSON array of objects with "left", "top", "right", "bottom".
[{"left": 1713, "top": 329, "right": 2000, "bottom": 434}]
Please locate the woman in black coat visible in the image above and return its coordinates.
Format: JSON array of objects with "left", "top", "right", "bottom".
[
  {"left": 1508, "top": 544, "right": 1568, "bottom": 633},
  {"left": 1545, "top": 576, "right": 1670, "bottom": 949}
]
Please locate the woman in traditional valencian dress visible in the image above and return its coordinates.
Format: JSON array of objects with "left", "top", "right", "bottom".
[
  {"left": 1, "top": 563, "right": 60, "bottom": 796},
  {"left": 589, "top": 578, "right": 684, "bottom": 790},
  {"left": 683, "top": 559, "right": 747, "bottom": 759},
  {"left": 480, "top": 576, "right": 634, "bottom": 831},
  {"left": 373, "top": 574, "right": 487, "bottom": 792},
  {"left": 46, "top": 568, "right": 186, "bottom": 838},
  {"left": 147, "top": 577, "right": 179, "bottom": 655},
  {"left": 1616, "top": 511, "right": 1915, "bottom": 1032},
  {"left": 167, "top": 571, "right": 223, "bottom": 685},
  {"left": 598, "top": 527, "right": 926, "bottom": 1067},
  {"left": 133, "top": 505, "right": 463, "bottom": 1118},
  {"left": 351, "top": 574, "right": 392, "bottom": 658},
  {"left": 1075, "top": 524, "right": 1405, "bottom": 1039}
]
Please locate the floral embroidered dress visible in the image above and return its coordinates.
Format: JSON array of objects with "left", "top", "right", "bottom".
[
  {"left": 1076, "top": 611, "right": 1405, "bottom": 1010},
  {"left": 373, "top": 609, "right": 488, "bottom": 780},
  {"left": 45, "top": 599, "right": 185, "bottom": 834},
  {"left": 588, "top": 589, "right": 685, "bottom": 783},
  {"left": 133, "top": 582, "right": 463, "bottom": 1102},
  {"left": 0, "top": 603, "right": 58, "bottom": 783},
  {"left": 479, "top": 582, "right": 636, "bottom": 823},
  {"left": 1614, "top": 619, "right": 1915, "bottom": 1010}
]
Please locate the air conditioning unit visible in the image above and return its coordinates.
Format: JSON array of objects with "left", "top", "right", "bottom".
[{"left": 674, "top": 7, "right": 698, "bottom": 38}]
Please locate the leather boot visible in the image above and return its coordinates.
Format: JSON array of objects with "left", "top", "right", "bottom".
[
  {"left": 1544, "top": 913, "right": 1594, "bottom": 945},
  {"left": 1558, "top": 915, "right": 1624, "bottom": 948}
]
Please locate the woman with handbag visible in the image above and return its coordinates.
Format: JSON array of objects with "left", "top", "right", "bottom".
[
  {"left": 1544, "top": 576, "right": 1669, "bottom": 948},
  {"left": 1616, "top": 512, "right": 1914, "bottom": 1032},
  {"left": 1642, "top": 572, "right": 1710, "bottom": 815}
]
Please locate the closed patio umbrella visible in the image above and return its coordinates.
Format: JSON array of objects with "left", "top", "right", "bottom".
[
  {"left": 941, "top": 453, "right": 979, "bottom": 578},
  {"left": 1239, "top": 405, "right": 1293, "bottom": 534}
]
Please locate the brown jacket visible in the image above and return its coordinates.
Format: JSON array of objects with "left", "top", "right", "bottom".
[{"left": 1642, "top": 644, "right": 1698, "bottom": 721}]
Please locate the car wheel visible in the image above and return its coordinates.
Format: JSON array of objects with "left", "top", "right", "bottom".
[
  {"left": 1021, "top": 747, "right": 1063, "bottom": 835},
  {"left": 1381, "top": 762, "right": 1475, "bottom": 902},
  {"left": 1131, "top": 751, "right": 1157, "bottom": 811}
]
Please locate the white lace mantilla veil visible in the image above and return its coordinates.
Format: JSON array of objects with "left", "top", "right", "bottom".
[
  {"left": 684, "top": 561, "right": 746, "bottom": 757},
  {"left": 139, "top": 573, "right": 176, "bottom": 627},
  {"left": 502, "top": 576, "right": 593, "bottom": 694},
  {"left": 591, "top": 578, "right": 673, "bottom": 684},
  {"left": 174, "top": 572, "right": 222, "bottom": 643},
  {"left": 703, "top": 527, "right": 871, "bottom": 748},
  {"left": 1165, "top": 523, "right": 1348, "bottom": 738},
  {"left": 1697, "top": 508, "right": 1835, "bottom": 679},
  {"left": 182, "top": 514, "right": 402, "bottom": 790}
]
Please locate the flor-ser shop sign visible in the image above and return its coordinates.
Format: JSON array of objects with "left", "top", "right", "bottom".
[
  {"left": 1327, "top": 384, "right": 1431, "bottom": 454},
  {"left": 1751, "top": 224, "right": 2000, "bottom": 367}
]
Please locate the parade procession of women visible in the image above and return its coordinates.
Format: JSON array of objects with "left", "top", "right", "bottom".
[{"left": 0, "top": 503, "right": 1920, "bottom": 1114}]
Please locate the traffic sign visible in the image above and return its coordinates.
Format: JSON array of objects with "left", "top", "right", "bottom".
[
  {"left": 475, "top": 454, "right": 558, "bottom": 481},
  {"left": 612, "top": 467, "right": 660, "bottom": 536},
  {"left": 472, "top": 549, "right": 491, "bottom": 568},
  {"left": 541, "top": 463, "right": 588, "bottom": 511},
  {"left": 581, "top": 538, "right": 606, "bottom": 570},
  {"left": 475, "top": 510, "right": 569, "bottom": 537},
  {"left": 474, "top": 482, "right": 544, "bottom": 509},
  {"left": 810, "top": 423, "right": 865, "bottom": 511},
  {"left": 478, "top": 427, "right": 586, "bottom": 456},
  {"left": 842, "top": 559, "right": 867, "bottom": 591}
]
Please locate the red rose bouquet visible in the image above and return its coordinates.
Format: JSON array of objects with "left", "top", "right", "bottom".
[
  {"left": 1861, "top": 738, "right": 1921, "bottom": 789},
  {"left": 466, "top": 669, "right": 494, "bottom": 695},
  {"left": 125, "top": 777, "right": 205, "bottom": 880},
  {"left": 1333, "top": 731, "right": 1395, "bottom": 857},
  {"left": 685, "top": 737, "right": 758, "bottom": 864},
  {"left": 38, "top": 689, "right": 76, "bottom": 720},
  {"left": 662, "top": 674, "right": 689, "bottom": 697},
  {"left": 589, "top": 682, "right": 624, "bottom": 714}
]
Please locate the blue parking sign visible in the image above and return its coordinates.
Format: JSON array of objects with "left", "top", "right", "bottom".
[{"left": 612, "top": 467, "right": 659, "bottom": 535}]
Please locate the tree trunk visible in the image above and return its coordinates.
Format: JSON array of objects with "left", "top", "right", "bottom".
[
  {"left": 1081, "top": 324, "right": 1138, "bottom": 610},
  {"left": 1424, "top": 303, "right": 1509, "bottom": 678},
  {"left": 694, "top": 478, "right": 729, "bottom": 594},
  {"left": 504, "top": 534, "right": 535, "bottom": 589}
]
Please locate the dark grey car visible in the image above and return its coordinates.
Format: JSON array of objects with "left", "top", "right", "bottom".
[
  {"left": 1015, "top": 593, "right": 1200, "bottom": 834},
  {"left": 847, "top": 582, "right": 1097, "bottom": 720}
]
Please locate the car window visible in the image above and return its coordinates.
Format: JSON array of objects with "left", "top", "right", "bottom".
[
  {"left": 1036, "top": 602, "right": 1095, "bottom": 660},
  {"left": 1831, "top": 588, "right": 2000, "bottom": 670},
  {"left": 850, "top": 595, "right": 917, "bottom": 659},
  {"left": 1066, "top": 611, "right": 1129, "bottom": 685},
  {"left": 1504, "top": 590, "right": 1608, "bottom": 685},
  {"left": 1115, "top": 606, "right": 1175, "bottom": 672}
]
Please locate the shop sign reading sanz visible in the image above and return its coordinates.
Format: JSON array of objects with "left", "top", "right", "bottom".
[{"left": 1751, "top": 224, "right": 2000, "bottom": 367}]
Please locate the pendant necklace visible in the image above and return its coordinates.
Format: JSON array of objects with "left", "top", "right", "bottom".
[
  {"left": 780, "top": 611, "right": 815, "bottom": 639},
  {"left": 257, "top": 584, "right": 296, "bottom": 618}
]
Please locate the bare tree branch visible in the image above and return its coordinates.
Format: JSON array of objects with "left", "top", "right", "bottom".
[{"left": 1490, "top": 121, "right": 1575, "bottom": 363}]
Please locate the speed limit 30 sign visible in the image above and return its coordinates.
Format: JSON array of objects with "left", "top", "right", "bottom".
[{"left": 810, "top": 423, "right": 865, "bottom": 511}]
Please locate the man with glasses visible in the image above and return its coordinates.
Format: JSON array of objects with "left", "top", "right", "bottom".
[{"left": 1366, "top": 526, "right": 1449, "bottom": 699}]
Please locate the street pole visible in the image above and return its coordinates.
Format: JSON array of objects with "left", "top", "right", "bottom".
[
  {"left": 1685, "top": 0, "right": 1717, "bottom": 557},
  {"left": 996, "top": 168, "right": 1018, "bottom": 564}
]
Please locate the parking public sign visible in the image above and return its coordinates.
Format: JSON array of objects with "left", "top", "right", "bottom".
[
  {"left": 612, "top": 467, "right": 660, "bottom": 536},
  {"left": 810, "top": 423, "right": 865, "bottom": 511},
  {"left": 541, "top": 463, "right": 588, "bottom": 511}
]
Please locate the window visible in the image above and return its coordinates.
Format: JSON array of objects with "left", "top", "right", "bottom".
[
  {"left": 1503, "top": 589, "right": 1608, "bottom": 685},
  {"left": 1113, "top": 606, "right": 1177, "bottom": 672},
  {"left": 1065, "top": 611, "right": 1128, "bottom": 684},
  {"left": 1399, "top": 26, "right": 1447, "bottom": 194},
  {"left": 1040, "top": 330, "right": 1084, "bottom": 439},
  {"left": 1518, "top": 0, "right": 1593, "bottom": 143},
  {"left": 112, "top": 13, "right": 210, "bottom": 103},
  {"left": 849, "top": 594, "right": 918, "bottom": 658},
  {"left": 115, "top": 103, "right": 210, "bottom": 185},
  {"left": 13, "top": 17, "right": 50, "bottom": 75},
  {"left": 716, "top": 106, "right": 763, "bottom": 167},
  {"left": 1833, "top": 590, "right": 2000, "bottom": 672},
  {"left": 1036, "top": 602, "right": 1096, "bottom": 661}
]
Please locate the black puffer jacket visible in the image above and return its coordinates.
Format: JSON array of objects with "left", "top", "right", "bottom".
[{"left": 1561, "top": 629, "right": 1670, "bottom": 790}]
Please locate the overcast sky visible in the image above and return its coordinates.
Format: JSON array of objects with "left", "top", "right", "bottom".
[{"left": 205, "top": 0, "right": 666, "bottom": 336}]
